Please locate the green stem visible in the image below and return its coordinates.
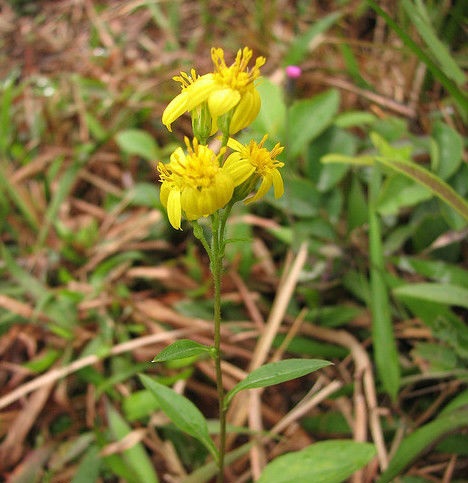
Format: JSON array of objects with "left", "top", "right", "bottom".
[{"left": 210, "top": 212, "right": 227, "bottom": 482}]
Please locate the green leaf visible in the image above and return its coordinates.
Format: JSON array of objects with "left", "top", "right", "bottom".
[
  {"left": 377, "top": 408, "right": 468, "bottom": 483},
  {"left": 152, "top": 339, "right": 213, "bottom": 362},
  {"left": 323, "top": 133, "right": 468, "bottom": 222},
  {"left": 377, "top": 175, "right": 432, "bottom": 216},
  {"left": 394, "top": 256, "right": 468, "bottom": 289},
  {"left": 139, "top": 374, "right": 218, "bottom": 462},
  {"left": 224, "top": 359, "right": 331, "bottom": 408},
  {"left": 288, "top": 90, "right": 340, "bottom": 159},
  {"left": 431, "top": 121, "right": 463, "bottom": 180},
  {"left": 250, "top": 78, "right": 286, "bottom": 139},
  {"left": 334, "top": 111, "right": 377, "bottom": 128},
  {"left": 71, "top": 445, "right": 101, "bottom": 483},
  {"left": 321, "top": 153, "right": 374, "bottom": 166},
  {"left": 258, "top": 440, "right": 376, "bottom": 483},
  {"left": 369, "top": 166, "right": 400, "bottom": 401},
  {"left": 393, "top": 283, "right": 468, "bottom": 309},
  {"left": 106, "top": 402, "right": 159, "bottom": 483},
  {"left": 115, "top": 129, "right": 160, "bottom": 161},
  {"left": 123, "top": 390, "right": 160, "bottom": 421}
]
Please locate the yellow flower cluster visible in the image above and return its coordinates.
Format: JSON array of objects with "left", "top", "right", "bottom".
[{"left": 158, "top": 47, "right": 285, "bottom": 230}]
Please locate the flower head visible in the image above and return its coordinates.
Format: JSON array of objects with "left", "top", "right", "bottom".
[
  {"left": 224, "top": 135, "right": 285, "bottom": 204},
  {"left": 157, "top": 138, "right": 245, "bottom": 229},
  {"left": 162, "top": 47, "right": 265, "bottom": 136}
]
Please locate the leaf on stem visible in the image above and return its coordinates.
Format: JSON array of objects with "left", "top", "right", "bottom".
[
  {"left": 152, "top": 339, "right": 214, "bottom": 362},
  {"left": 139, "top": 374, "right": 219, "bottom": 462},
  {"left": 224, "top": 359, "right": 331, "bottom": 409}
]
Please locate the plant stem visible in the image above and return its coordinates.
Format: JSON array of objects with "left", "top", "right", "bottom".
[{"left": 210, "top": 212, "right": 227, "bottom": 482}]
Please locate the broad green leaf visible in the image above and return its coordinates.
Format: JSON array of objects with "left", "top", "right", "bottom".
[
  {"left": 152, "top": 339, "right": 213, "bottom": 362},
  {"left": 283, "top": 12, "right": 342, "bottom": 66},
  {"left": 334, "top": 111, "right": 377, "bottom": 128},
  {"left": 258, "top": 440, "right": 376, "bottom": 483},
  {"left": 377, "top": 408, "right": 468, "bottom": 483},
  {"left": 288, "top": 90, "right": 340, "bottom": 159},
  {"left": 317, "top": 163, "right": 349, "bottom": 193},
  {"left": 431, "top": 121, "right": 463, "bottom": 180},
  {"left": 250, "top": 79, "right": 286, "bottom": 139},
  {"left": 123, "top": 390, "right": 160, "bottom": 422},
  {"left": 224, "top": 359, "right": 331, "bottom": 408},
  {"left": 272, "top": 177, "right": 320, "bottom": 218},
  {"left": 377, "top": 175, "right": 432, "bottom": 216},
  {"left": 393, "top": 283, "right": 468, "bottom": 309},
  {"left": 307, "top": 127, "right": 356, "bottom": 185},
  {"left": 370, "top": 130, "right": 413, "bottom": 160},
  {"left": 139, "top": 374, "right": 218, "bottom": 462},
  {"left": 106, "top": 403, "right": 159, "bottom": 483},
  {"left": 115, "top": 129, "right": 160, "bottom": 161}
]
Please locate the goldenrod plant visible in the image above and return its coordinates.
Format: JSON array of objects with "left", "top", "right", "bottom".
[{"left": 140, "top": 47, "right": 331, "bottom": 482}]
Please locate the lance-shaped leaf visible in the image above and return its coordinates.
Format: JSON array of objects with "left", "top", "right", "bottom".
[
  {"left": 377, "top": 407, "right": 468, "bottom": 483},
  {"left": 393, "top": 283, "right": 468, "bottom": 309},
  {"left": 152, "top": 339, "right": 213, "bottom": 363},
  {"left": 321, "top": 143, "right": 468, "bottom": 223},
  {"left": 258, "top": 440, "right": 376, "bottom": 483},
  {"left": 139, "top": 375, "right": 218, "bottom": 462},
  {"left": 224, "top": 359, "right": 331, "bottom": 409}
]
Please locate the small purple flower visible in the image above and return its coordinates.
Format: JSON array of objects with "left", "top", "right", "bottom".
[{"left": 285, "top": 65, "right": 302, "bottom": 79}]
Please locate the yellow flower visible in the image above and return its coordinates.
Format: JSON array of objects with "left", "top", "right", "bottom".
[
  {"left": 224, "top": 135, "right": 285, "bottom": 203},
  {"left": 158, "top": 138, "right": 244, "bottom": 229},
  {"left": 162, "top": 47, "right": 265, "bottom": 135}
]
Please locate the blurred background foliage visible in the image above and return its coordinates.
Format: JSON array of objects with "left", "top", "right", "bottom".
[{"left": 0, "top": 0, "right": 467, "bottom": 481}]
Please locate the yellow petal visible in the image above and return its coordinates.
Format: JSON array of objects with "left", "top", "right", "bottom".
[
  {"left": 162, "top": 92, "right": 189, "bottom": 131},
  {"left": 227, "top": 137, "right": 244, "bottom": 152},
  {"left": 271, "top": 169, "right": 284, "bottom": 198},
  {"left": 229, "top": 89, "right": 261, "bottom": 134},
  {"left": 185, "top": 74, "right": 217, "bottom": 111},
  {"left": 246, "top": 174, "right": 272, "bottom": 204},
  {"left": 213, "top": 173, "right": 234, "bottom": 206},
  {"left": 159, "top": 182, "right": 171, "bottom": 208},
  {"left": 223, "top": 153, "right": 255, "bottom": 186},
  {"left": 208, "top": 88, "right": 241, "bottom": 118},
  {"left": 181, "top": 187, "right": 200, "bottom": 220},
  {"left": 167, "top": 189, "right": 182, "bottom": 229},
  {"left": 162, "top": 75, "right": 216, "bottom": 131}
]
